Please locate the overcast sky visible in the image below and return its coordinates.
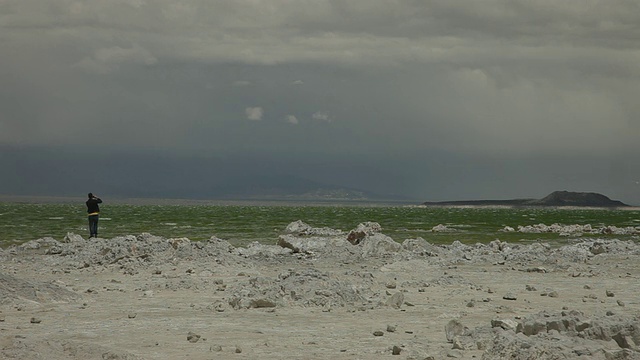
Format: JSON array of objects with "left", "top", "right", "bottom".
[{"left": 1, "top": 1, "right": 639, "bottom": 204}]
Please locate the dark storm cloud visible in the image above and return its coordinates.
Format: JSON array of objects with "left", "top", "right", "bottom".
[{"left": 1, "top": 1, "right": 639, "bottom": 203}]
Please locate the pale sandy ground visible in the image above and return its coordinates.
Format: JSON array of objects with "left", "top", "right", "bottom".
[{"left": 1, "top": 229, "right": 640, "bottom": 359}]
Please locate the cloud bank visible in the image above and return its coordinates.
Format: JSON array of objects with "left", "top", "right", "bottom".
[{"left": 1, "top": 1, "right": 639, "bottom": 203}]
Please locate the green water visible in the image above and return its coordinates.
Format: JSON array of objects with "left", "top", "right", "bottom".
[{"left": 1, "top": 202, "right": 639, "bottom": 248}]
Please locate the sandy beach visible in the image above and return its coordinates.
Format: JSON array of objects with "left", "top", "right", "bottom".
[{"left": 2, "top": 221, "right": 640, "bottom": 359}]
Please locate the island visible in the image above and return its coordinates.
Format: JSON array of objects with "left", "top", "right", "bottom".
[{"left": 423, "top": 191, "right": 629, "bottom": 207}]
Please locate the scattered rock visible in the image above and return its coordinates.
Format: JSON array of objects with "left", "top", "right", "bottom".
[
  {"left": 451, "top": 337, "right": 465, "bottom": 350},
  {"left": 187, "top": 331, "right": 201, "bottom": 343},
  {"left": 386, "top": 324, "right": 396, "bottom": 333},
  {"left": 445, "top": 319, "right": 466, "bottom": 342},
  {"left": 386, "top": 292, "right": 404, "bottom": 309},
  {"left": 491, "top": 318, "right": 518, "bottom": 331},
  {"left": 392, "top": 345, "right": 401, "bottom": 355}
]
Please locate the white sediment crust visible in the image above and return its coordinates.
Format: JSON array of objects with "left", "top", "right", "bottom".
[{"left": 2, "top": 222, "right": 640, "bottom": 359}]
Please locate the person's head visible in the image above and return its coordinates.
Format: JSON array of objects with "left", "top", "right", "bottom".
[{"left": 88, "top": 193, "right": 93, "bottom": 199}]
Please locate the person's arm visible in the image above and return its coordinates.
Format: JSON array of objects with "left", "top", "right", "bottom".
[{"left": 94, "top": 196, "right": 103, "bottom": 204}]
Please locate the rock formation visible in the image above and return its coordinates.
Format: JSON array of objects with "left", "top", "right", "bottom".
[{"left": 423, "top": 190, "right": 629, "bottom": 207}]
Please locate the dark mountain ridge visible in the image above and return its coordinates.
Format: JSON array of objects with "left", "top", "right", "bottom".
[{"left": 423, "top": 191, "right": 629, "bottom": 207}]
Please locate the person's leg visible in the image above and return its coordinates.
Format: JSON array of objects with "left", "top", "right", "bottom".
[{"left": 88, "top": 215, "right": 98, "bottom": 237}]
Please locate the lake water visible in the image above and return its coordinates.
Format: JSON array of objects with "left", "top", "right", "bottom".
[{"left": 1, "top": 200, "right": 639, "bottom": 248}]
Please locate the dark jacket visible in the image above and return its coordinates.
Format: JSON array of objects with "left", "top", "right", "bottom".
[{"left": 86, "top": 197, "right": 102, "bottom": 214}]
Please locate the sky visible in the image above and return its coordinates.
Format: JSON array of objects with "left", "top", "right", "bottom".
[{"left": 1, "top": 0, "right": 639, "bottom": 204}]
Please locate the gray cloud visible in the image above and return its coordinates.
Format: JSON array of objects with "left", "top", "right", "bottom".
[
  {"left": 1, "top": 1, "right": 639, "bottom": 203},
  {"left": 75, "top": 44, "right": 157, "bottom": 74}
]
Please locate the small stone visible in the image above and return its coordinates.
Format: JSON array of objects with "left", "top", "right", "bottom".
[
  {"left": 373, "top": 331, "right": 384, "bottom": 336},
  {"left": 548, "top": 291, "right": 559, "bottom": 298},
  {"left": 128, "top": 313, "right": 137, "bottom": 319},
  {"left": 606, "top": 290, "right": 615, "bottom": 297},
  {"left": 466, "top": 300, "right": 475, "bottom": 307},
  {"left": 525, "top": 285, "right": 537, "bottom": 291},
  {"left": 386, "top": 292, "right": 404, "bottom": 309},
  {"left": 574, "top": 348, "right": 592, "bottom": 356},
  {"left": 210, "top": 345, "right": 223, "bottom": 352},
  {"left": 606, "top": 311, "right": 615, "bottom": 316},
  {"left": 386, "top": 282, "right": 397, "bottom": 289},
  {"left": 503, "top": 293, "right": 517, "bottom": 301},
  {"left": 452, "top": 337, "right": 465, "bottom": 350},
  {"left": 30, "top": 317, "right": 41, "bottom": 324},
  {"left": 386, "top": 324, "right": 397, "bottom": 333},
  {"left": 617, "top": 300, "right": 626, "bottom": 307},
  {"left": 445, "top": 319, "right": 465, "bottom": 342},
  {"left": 583, "top": 285, "right": 591, "bottom": 290},
  {"left": 235, "top": 346, "right": 242, "bottom": 353},
  {"left": 392, "top": 345, "right": 401, "bottom": 355},
  {"left": 491, "top": 318, "right": 518, "bottom": 331},
  {"left": 187, "top": 331, "right": 201, "bottom": 343}
]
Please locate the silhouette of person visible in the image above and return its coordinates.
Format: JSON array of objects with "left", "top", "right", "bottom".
[{"left": 86, "top": 193, "right": 103, "bottom": 238}]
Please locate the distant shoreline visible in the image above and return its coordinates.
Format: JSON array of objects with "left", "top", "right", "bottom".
[
  {"left": 416, "top": 204, "right": 640, "bottom": 211},
  {"left": 423, "top": 191, "right": 632, "bottom": 208},
  {"left": 0, "top": 194, "right": 415, "bottom": 207}
]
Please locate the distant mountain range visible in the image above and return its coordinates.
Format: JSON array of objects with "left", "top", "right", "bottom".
[{"left": 423, "top": 191, "right": 629, "bottom": 207}]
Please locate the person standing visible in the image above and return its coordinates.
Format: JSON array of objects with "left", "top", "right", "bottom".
[{"left": 86, "top": 193, "right": 102, "bottom": 238}]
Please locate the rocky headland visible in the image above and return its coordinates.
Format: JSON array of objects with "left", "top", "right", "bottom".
[
  {"left": 423, "top": 190, "right": 630, "bottom": 207},
  {"left": 1, "top": 221, "right": 640, "bottom": 359}
]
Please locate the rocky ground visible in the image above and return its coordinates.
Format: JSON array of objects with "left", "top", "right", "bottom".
[{"left": 1, "top": 221, "right": 640, "bottom": 359}]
